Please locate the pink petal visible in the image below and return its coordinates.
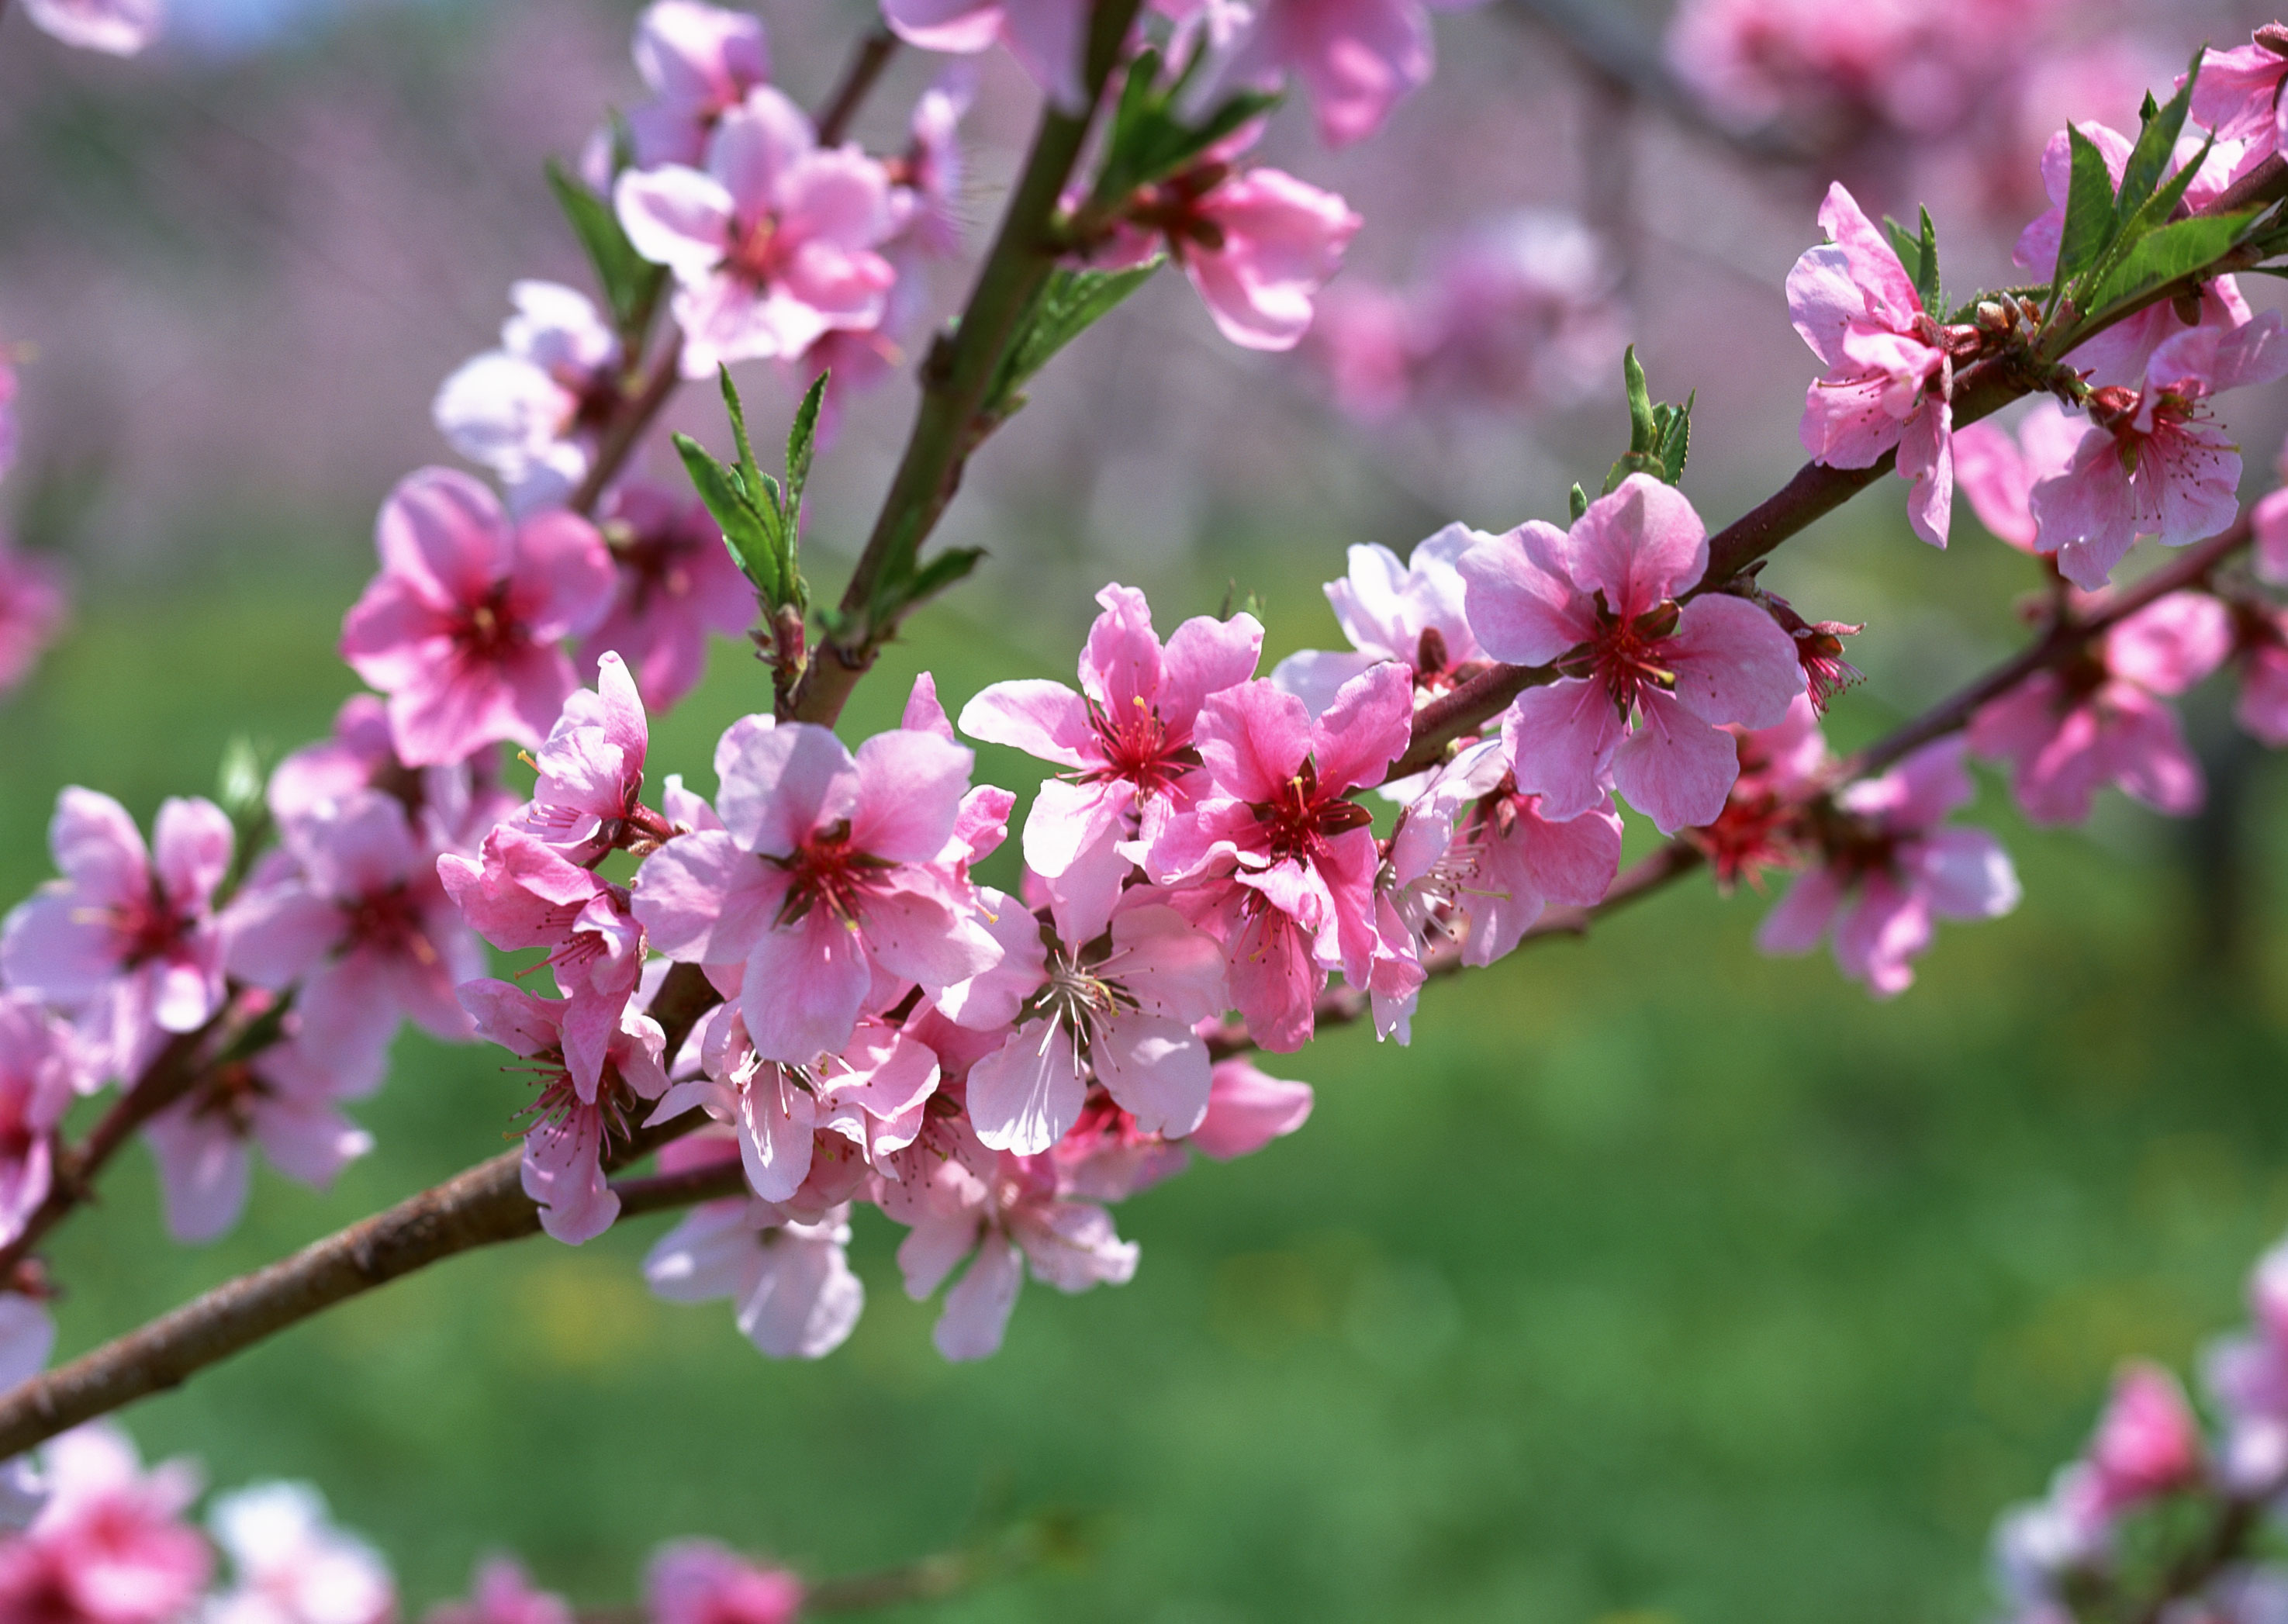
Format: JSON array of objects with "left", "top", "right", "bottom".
[
  {"left": 1188, "top": 1059, "right": 1313, "bottom": 1159},
  {"left": 1499, "top": 679, "right": 1624, "bottom": 822},
  {"left": 1664, "top": 593, "right": 1804, "bottom": 730},
  {"left": 741, "top": 910, "right": 871, "bottom": 1063},
  {"left": 1567, "top": 474, "right": 1709, "bottom": 617},
  {"left": 1609, "top": 690, "right": 1740, "bottom": 834},
  {"left": 850, "top": 729, "right": 973, "bottom": 863}
]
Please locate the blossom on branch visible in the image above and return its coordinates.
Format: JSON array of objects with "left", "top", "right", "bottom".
[
  {"left": 646, "top": 1539, "right": 804, "bottom": 1624},
  {"left": 0, "top": 541, "right": 67, "bottom": 696},
  {"left": 1225, "top": 0, "right": 1454, "bottom": 147},
  {"left": 1270, "top": 522, "right": 1486, "bottom": 728},
  {"left": 424, "top": 1557, "right": 572, "bottom": 1624},
  {"left": 431, "top": 282, "right": 622, "bottom": 515},
  {"left": 0, "top": 1424, "right": 209, "bottom": 1624},
  {"left": 205, "top": 1481, "right": 394, "bottom": 1624},
  {"left": 584, "top": 482, "right": 756, "bottom": 714},
  {"left": 624, "top": 0, "right": 771, "bottom": 170},
  {"left": 1952, "top": 399, "right": 2084, "bottom": 553},
  {"left": 0, "top": 996, "right": 78, "bottom": 1251}
]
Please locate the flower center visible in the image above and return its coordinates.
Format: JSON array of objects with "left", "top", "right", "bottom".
[
  {"left": 1249, "top": 757, "right": 1377, "bottom": 862},
  {"left": 1561, "top": 596, "right": 1681, "bottom": 718},
  {"left": 771, "top": 821, "right": 895, "bottom": 928},
  {"left": 454, "top": 589, "right": 521, "bottom": 663},
  {"left": 728, "top": 213, "right": 785, "bottom": 285},
  {"left": 1080, "top": 695, "right": 1201, "bottom": 798}
]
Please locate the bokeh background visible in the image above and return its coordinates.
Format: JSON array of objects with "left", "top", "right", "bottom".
[{"left": 6, "top": 0, "right": 2288, "bottom": 1619}]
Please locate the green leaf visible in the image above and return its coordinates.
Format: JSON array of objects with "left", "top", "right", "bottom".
[
  {"left": 545, "top": 159, "right": 665, "bottom": 337},
  {"left": 987, "top": 262, "right": 1162, "bottom": 419},
  {"left": 2082, "top": 209, "right": 2258, "bottom": 321},
  {"left": 2116, "top": 60, "right": 2198, "bottom": 224},
  {"left": 674, "top": 431, "right": 784, "bottom": 606},
  {"left": 786, "top": 371, "right": 827, "bottom": 517},
  {"left": 1657, "top": 392, "right": 1693, "bottom": 485},
  {"left": 1912, "top": 206, "right": 1941, "bottom": 314},
  {"left": 902, "top": 546, "right": 986, "bottom": 606},
  {"left": 2053, "top": 125, "right": 2120, "bottom": 300},
  {"left": 1622, "top": 345, "right": 1655, "bottom": 454},
  {"left": 1601, "top": 347, "right": 1692, "bottom": 493},
  {"left": 1567, "top": 483, "right": 1589, "bottom": 523}
]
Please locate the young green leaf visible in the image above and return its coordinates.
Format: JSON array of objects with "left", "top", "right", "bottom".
[
  {"left": 2052, "top": 124, "right": 2120, "bottom": 302},
  {"left": 2115, "top": 60, "right": 2198, "bottom": 223},
  {"left": 674, "top": 432, "right": 785, "bottom": 606},
  {"left": 545, "top": 159, "right": 665, "bottom": 337},
  {"left": 1911, "top": 207, "right": 1941, "bottom": 314},
  {"left": 1568, "top": 482, "right": 1589, "bottom": 523},
  {"left": 786, "top": 371, "right": 828, "bottom": 516},
  {"left": 2082, "top": 209, "right": 2257, "bottom": 323},
  {"left": 985, "top": 262, "right": 1163, "bottom": 420}
]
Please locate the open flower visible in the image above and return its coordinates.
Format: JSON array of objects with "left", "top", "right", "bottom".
[
  {"left": 624, "top": 0, "right": 771, "bottom": 168},
  {"left": 431, "top": 282, "right": 622, "bottom": 514},
  {"left": 0, "top": 996, "right": 79, "bottom": 1250},
  {"left": 206, "top": 1481, "right": 394, "bottom": 1624},
  {"left": 582, "top": 484, "right": 755, "bottom": 714},
  {"left": 644, "top": 1164, "right": 866, "bottom": 1360},
  {"left": 1271, "top": 523, "right": 1487, "bottom": 720},
  {"left": 517, "top": 651, "right": 657, "bottom": 866},
  {"left": 0, "top": 1424, "right": 210, "bottom": 1624},
  {"left": 426, "top": 1557, "right": 573, "bottom": 1624},
  {"left": 646, "top": 1540, "right": 804, "bottom": 1624},
  {"left": 0, "top": 541, "right": 67, "bottom": 696},
  {"left": 1225, "top": 0, "right": 1442, "bottom": 147},
  {"left": 1108, "top": 161, "right": 1360, "bottom": 351},
  {"left": 1952, "top": 399, "right": 2086, "bottom": 553},
  {"left": 1458, "top": 475, "right": 1804, "bottom": 834}
]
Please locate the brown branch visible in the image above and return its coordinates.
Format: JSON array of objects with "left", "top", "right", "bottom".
[
  {"left": 814, "top": 29, "right": 900, "bottom": 148},
  {"left": 568, "top": 337, "right": 683, "bottom": 518}
]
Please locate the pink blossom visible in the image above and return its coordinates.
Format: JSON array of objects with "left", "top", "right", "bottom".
[
  {"left": 458, "top": 979, "right": 668, "bottom": 1246},
  {"left": 1952, "top": 399, "right": 2084, "bottom": 553},
  {"left": 266, "top": 695, "right": 518, "bottom": 862},
  {"left": 624, "top": 0, "right": 770, "bottom": 169},
  {"left": 141, "top": 1019, "right": 378, "bottom": 1245},
  {"left": 645, "top": 1541, "right": 803, "bottom": 1624},
  {"left": 2188, "top": 35, "right": 2288, "bottom": 168},
  {"left": 2206, "top": 1236, "right": 2288, "bottom": 1491},
  {"left": 1142, "top": 663, "right": 1414, "bottom": 1051},
  {"left": 615, "top": 88, "right": 898, "bottom": 378},
  {"left": 1457, "top": 475, "right": 1805, "bottom": 834},
  {"left": 633, "top": 716, "right": 1001, "bottom": 1064},
  {"left": 423, "top": 1557, "right": 572, "bottom": 1624},
  {"left": 516, "top": 651, "right": 657, "bottom": 866},
  {"left": 880, "top": 0, "right": 1090, "bottom": 109},
  {"left": 1113, "top": 164, "right": 1360, "bottom": 351},
  {"left": 1757, "top": 737, "right": 2020, "bottom": 997},
  {"left": 959, "top": 583, "right": 1260, "bottom": 943},
  {"left": 2231, "top": 599, "right": 2288, "bottom": 748},
  {"left": 1225, "top": 0, "right": 1443, "bottom": 147},
  {"left": 205, "top": 1482, "right": 393, "bottom": 1624},
  {"left": 583, "top": 483, "right": 755, "bottom": 713},
  {"left": 1400, "top": 209, "right": 1627, "bottom": 414},
  {"left": 223, "top": 788, "right": 484, "bottom": 1059},
  {"left": 20, "top": 0, "right": 161, "bottom": 55},
  {"left": 1271, "top": 523, "right": 1487, "bottom": 721},
  {"left": 2257, "top": 432, "right": 2288, "bottom": 587},
  {"left": 0, "top": 1423, "right": 210, "bottom": 1624},
  {"left": 882, "top": 1116, "right": 1137, "bottom": 1361},
  {"left": 0, "top": 997, "right": 78, "bottom": 1250},
  {"left": 1045, "top": 1095, "right": 1191, "bottom": 1202},
  {"left": 644, "top": 1194, "right": 865, "bottom": 1359},
  {"left": 1188, "top": 1058, "right": 1314, "bottom": 1159},
  {"left": 2, "top": 788, "right": 233, "bottom": 1078},
  {"left": 2080, "top": 1362, "right": 2203, "bottom": 1518},
  {"left": 0, "top": 541, "right": 67, "bottom": 696},
  {"left": 431, "top": 282, "right": 621, "bottom": 514},
  {"left": 1694, "top": 694, "right": 1827, "bottom": 891},
  {"left": 2031, "top": 320, "right": 2288, "bottom": 589},
  {"left": 1314, "top": 282, "right": 1414, "bottom": 420},
  {"left": 887, "top": 71, "right": 974, "bottom": 259},
  {"left": 1787, "top": 182, "right": 1955, "bottom": 546},
  {"left": 1970, "top": 590, "right": 2232, "bottom": 825},
  {"left": 339, "top": 468, "right": 617, "bottom": 767},
  {"left": 938, "top": 896, "right": 1228, "bottom": 1155}
]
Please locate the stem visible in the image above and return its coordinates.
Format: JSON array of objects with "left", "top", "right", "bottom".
[
  {"left": 814, "top": 29, "right": 900, "bottom": 148},
  {"left": 793, "top": 0, "right": 1146, "bottom": 728},
  {"left": 568, "top": 337, "right": 683, "bottom": 518}
]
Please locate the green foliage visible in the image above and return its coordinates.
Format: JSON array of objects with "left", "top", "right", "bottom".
[
  {"left": 985, "top": 261, "right": 1163, "bottom": 423},
  {"left": 1568, "top": 482, "right": 1589, "bottom": 523},
  {"left": 544, "top": 160, "right": 666, "bottom": 344},
  {"left": 1601, "top": 347, "right": 1692, "bottom": 495},
  {"left": 1882, "top": 206, "right": 1941, "bottom": 314},
  {"left": 672, "top": 369, "right": 815, "bottom": 619},
  {"left": 2050, "top": 125, "right": 2120, "bottom": 303},
  {"left": 2083, "top": 209, "right": 2259, "bottom": 321},
  {"left": 1091, "top": 47, "right": 1280, "bottom": 206}
]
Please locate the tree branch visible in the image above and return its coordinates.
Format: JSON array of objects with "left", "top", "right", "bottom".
[
  {"left": 568, "top": 337, "right": 683, "bottom": 518},
  {"left": 814, "top": 29, "right": 900, "bottom": 148}
]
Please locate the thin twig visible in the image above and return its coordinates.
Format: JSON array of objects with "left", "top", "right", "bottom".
[
  {"left": 814, "top": 29, "right": 900, "bottom": 148},
  {"left": 568, "top": 337, "right": 683, "bottom": 518}
]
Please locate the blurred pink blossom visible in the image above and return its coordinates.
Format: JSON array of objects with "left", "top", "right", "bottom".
[
  {"left": 205, "top": 1481, "right": 393, "bottom": 1624},
  {"left": 423, "top": 1557, "right": 572, "bottom": 1624},
  {"left": 21, "top": 0, "right": 161, "bottom": 56},
  {"left": 0, "top": 994, "right": 78, "bottom": 1251},
  {"left": 624, "top": 0, "right": 771, "bottom": 170},
  {"left": 582, "top": 485, "right": 753, "bottom": 713},
  {"left": 0, "top": 1423, "right": 209, "bottom": 1624},
  {"left": 644, "top": 1194, "right": 865, "bottom": 1359},
  {"left": 645, "top": 1540, "right": 804, "bottom": 1624}
]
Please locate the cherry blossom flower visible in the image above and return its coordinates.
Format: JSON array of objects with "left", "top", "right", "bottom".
[
  {"left": 1142, "top": 662, "right": 1414, "bottom": 1051},
  {"left": 2203, "top": 1235, "right": 2288, "bottom": 1491},
  {"left": 2, "top": 789, "right": 233, "bottom": 1078},
  {"left": 0, "top": 996, "right": 78, "bottom": 1250},
  {"left": 1693, "top": 694, "right": 1827, "bottom": 891},
  {"left": 1271, "top": 523, "right": 1487, "bottom": 719},
  {"left": 2230, "top": 597, "right": 2288, "bottom": 748},
  {"left": 1225, "top": 0, "right": 1446, "bottom": 147},
  {"left": 266, "top": 694, "right": 518, "bottom": 863},
  {"left": 223, "top": 788, "right": 484, "bottom": 1059},
  {"left": 2188, "top": 33, "right": 2288, "bottom": 170},
  {"left": 616, "top": 88, "right": 899, "bottom": 378},
  {"left": 644, "top": 1190, "right": 865, "bottom": 1359},
  {"left": 22, "top": 0, "right": 161, "bottom": 55},
  {"left": 882, "top": 1115, "right": 1137, "bottom": 1361},
  {"left": 0, "top": 541, "right": 67, "bottom": 696},
  {"left": 1107, "top": 161, "right": 1360, "bottom": 351},
  {"left": 2256, "top": 434, "right": 2288, "bottom": 587},
  {"left": 959, "top": 583, "right": 1260, "bottom": 943},
  {"left": 512, "top": 651, "right": 662, "bottom": 866},
  {"left": 645, "top": 1540, "right": 804, "bottom": 1624},
  {"left": 1457, "top": 474, "right": 1805, "bottom": 834},
  {"left": 624, "top": 0, "right": 770, "bottom": 169},
  {"left": 0, "top": 1423, "right": 210, "bottom": 1624},
  {"left": 880, "top": 0, "right": 1090, "bottom": 109},
  {"left": 2079, "top": 1363, "right": 2203, "bottom": 1519},
  {"left": 141, "top": 1020, "right": 378, "bottom": 1245},
  {"left": 938, "top": 896, "right": 1228, "bottom": 1155},
  {"left": 2031, "top": 319, "right": 2288, "bottom": 589},
  {"left": 887, "top": 71, "right": 974, "bottom": 259},
  {"left": 1969, "top": 591, "right": 2231, "bottom": 825},
  {"left": 0, "top": 1296, "right": 52, "bottom": 1531},
  {"left": 632, "top": 716, "right": 1001, "bottom": 1064},
  {"left": 459, "top": 979, "right": 668, "bottom": 1246},
  {"left": 1188, "top": 1059, "right": 1315, "bottom": 1159},
  {"left": 205, "top": 1481, "right": 394, "bottom": 1624},
  {"left": 1757, "top": 737, "right": 2020, "bottom": 997},
  {"left": 582, "top": 485, "right": 754, "bottom": 713},
  {"left": 1953, "top": 399, "right": 2085, "bottom": 553},
  {"left": 424, "top": 1557, "right": 573, "bottom": 1624},
  {"left": 1314, "top": 282, "right": 1415, "bottom": 420},
  {"left": 1787, "top": 181, "right": 1957, "bottom": 546},
  {"left": 339, "top": 468, "right": 617, "bottom": 767},
  {"left": 431, "top": 282, "right": 621, "bottom": 515}
]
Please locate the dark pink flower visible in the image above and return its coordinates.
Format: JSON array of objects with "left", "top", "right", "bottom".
[
  {"left": 582, "top": 485, "right": 754, "bottom": 714},
  {"left": 0, "top": 1424, "right": 210, "bottom": 1624},
  {"left": 1110, "top": 163, "right": 1360, "bottom": 351},
  {"left": 2, "top": 789, "right": 233, "bottom": 1077},
  {"left": 615, "top": 89, "right": 899, "bottom": 378},
  {"left": 0, "top": 996, "right": 79, "bottom": 1251},
  {"left": 960, "top": 583, "right": 1260, "bottom": 944},
  {"left": 1757, "top": 738, "right": 2020, "bottom": 997},
  {"left": 1787, "top": 182, "right": 1955, "bottom": 545},
  {"left": 267, "top": 695, "right": 519, "bottom": 862},
  {"left": 0, "top": 542, "right": 66, "bottom": 696},
  {"left": 1457, "top": 475, "right": 1804, "bottom": 834},
  {"left": 1142, "top": 663, "right": 1414, "bottom": 1052},
  {"left": 339, "top": 468, "right": 617, "bottom": 768},
  {"left": 2081, "top": 1363, "right": 2203, "bottom": 1518},
  {"left": 624, "top": 0, "right": 770, "bottom": 169},
  {"left": 647, "top": 1542, "right": 802, "bottom": 1624},
  {"left": 517, "top": 651, "right": 658, "bottom": 866},
  {"left": 1970, "top": 591, "right": 2231, "bottom": 825},
  {"left": 424, "top": 1557, "right": 572, "bottom": 1624}
]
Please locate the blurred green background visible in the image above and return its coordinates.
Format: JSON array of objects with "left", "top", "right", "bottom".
[{"left": 5, "top": 494, "right": 2287, "bottom": 1624}]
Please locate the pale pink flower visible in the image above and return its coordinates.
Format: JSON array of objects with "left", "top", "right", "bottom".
[
  {"left": 2257, "top": 432, "right": 2288, "bottom": 587},
  {"left": 1110, "top": 164, "right": 1360, "bottom": 351},
  {"left": 937, "top": 896, "right": 1228, "bottom": 1155},
  {"left": 431, "top": 282, "right": 621, "bottom": 515},
  {"left": 615, "top": 88, "right": 898, "bottom": 378},
  {"left": 1271, "top": 523, "right": 1488, "bottom": 720},
  {"left": 2205, "top": 1236, "right": 2288, "bottom": 1491},
  {"left": 339, "top": 468, "right": 617, "bottom": 767},
  {"left": 882, "top": 1116, "right": 1137, "bottom": 1361},
  {"left": 1404, "top": 209, "right": 1627, "bottom": 413},
  {"left": 887, "top": 71, "right": 974, "bottom": 259},
  {"left": 222, "top": 788, "right": 484, "bottom": 1058},
  {"left": 1787, "top": 181, "right": 1955, "bottom": 546},
  {"left": 0, "top": 996, "right": 78, "bottom": 1250},
  {"left": 2189, "top": 35, "right": 2288, "bottom": 169},
  {"left": 2031, "top": 320, "right": 2288, "bottom": 589},
  {"left": 1757, "top": 737, "right": 2020, "bottom": 998},
  {"left": 423, "top": 1557, "right": 572, "bottom": 1624},
  {"left": 2080, "top": 1363, "right": 2203, "bottom": 1519},
  {"left": 880, "top": 0, "right": 1089, "bottom": 109},
  {"left": 266, "top": 695, "right": 518, "bottom": 863},
  {"left": 0, "top": 1423, "right": 210, "bottom": 1624},
  {"left": 645, "top": 1541, "right": 803, "bottom": 1624},
  {"left": 624, "top": 0, "right": 770, "bottom": 169},
  {"left": 1314, "top": 281, "right": 1414, "bottom": 420},
  {"left": 1142, "top": 663, "right": 1414, "bottom": 1052},
  {"left": 515, "top": 651, "right": 656, "bottom": 866},
  {"left": 1457, "top": 474, "right": 1805, "bottom": 834},
  {"left": 2, "top": 789, "right": 233, "bottom": 1078},
  {"left": 633, "top": 716, "right": 1001, "bottom": 1064},
  {"left": 142, "top": 1018, "right": 378, "bottom": 1245},
  {"left": 458, "top": 979, "right": 668, "bottom": 1246},
  {"left": 21, "top": 0, "right": 161, "bottom": 54},
  {"left": 205, "top": 1482, "right": 393, "bottom": 1624},
  {"left": 1951, "top": 399, "right": 2084, "bottom": 553},
  {"left": 644, "top": 1194, "right": 865, "bottom": 1359},
  {"left": 582, "top": 483, "right": 754, "bottom": 713},
  {"left": 1968, "top": 590, "right": 2232, "bottom": 825},
  {"left": 1225, "top": 0, "right": 1444, "bottom": 147},
  {"left": 0, "top": 541, "right": 67, "bottom": 695},
  {"left": 1188, "top": 1059, "right": 1315, "bottom": 1159},
  {"left": 959, "top": 583, "right": 1260, "bottom": 944}
]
